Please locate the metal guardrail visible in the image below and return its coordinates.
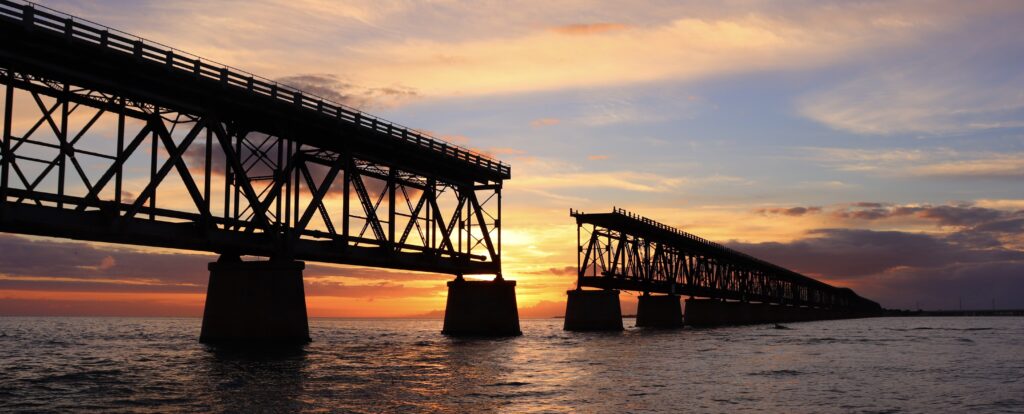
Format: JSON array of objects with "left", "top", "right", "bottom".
[{"left": 0, "top": 0, "right": 511, "bottom": 178}]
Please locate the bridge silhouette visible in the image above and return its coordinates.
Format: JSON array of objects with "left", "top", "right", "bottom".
[
  {"left": 1, "top": 1, "right": 879, "bottom": 342},
  {"left": 565, "top": 209, "right": 881, "bottom": 330},
  {"left": 0, "top": 0, "right": 516, "bottom": 342}
]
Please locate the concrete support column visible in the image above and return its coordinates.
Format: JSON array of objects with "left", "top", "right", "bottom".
[
  {"left": 199, "top": 256, "right": 310, "bottom": 344},
  {"left": 635, "top": 294, "right": 683, "bottom": 328},
  {"left": 564, "top": 289, "right": 623, "bottom": 331},
  {"left": 442, "top": 279, "right": 522, "bottom": 336}
]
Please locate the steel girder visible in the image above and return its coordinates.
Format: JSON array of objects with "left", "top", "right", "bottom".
[
  {"left": 571, "top": 209, "right": 881, "bottom": 312},
  {"left": 0, "top": 67, "right": 503, "bottom": 276}
]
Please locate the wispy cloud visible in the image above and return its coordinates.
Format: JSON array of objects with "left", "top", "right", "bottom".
[
  {"left": 276, "top": 73, "right": 419, "bottom": 109},
  {"left": 529, "top": 118, "right": 561, "bottom": 127},
  {"left": 54, "top": 0, "right": 1015, "bottom": 99},
  {"left": 514, "top": 171, "right": 685, "bottom": 193},
  {"left": 804, "top": 147, "right": 1024, "bottom": 179},
  {"left": 798, "top": 68, "right": 1024, "bottom": 135},
  {"left": 797, "top": 8, "right": 1024, "bottom": 137},
  {"left": 907, "top": 155, "right": 1024, "bottom": 178}
]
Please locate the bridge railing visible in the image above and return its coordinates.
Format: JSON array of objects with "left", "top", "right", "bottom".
[{"left": 0, "top": 0, "right": 511, "bottom": 179}]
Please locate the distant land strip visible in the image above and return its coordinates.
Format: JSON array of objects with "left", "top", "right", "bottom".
[{"left": 885, "top": 309, "right": 1024, "bottom": 317}]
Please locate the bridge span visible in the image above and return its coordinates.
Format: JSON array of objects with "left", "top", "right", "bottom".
[
  {"left": 564, "top": 208, "right": 881, "bottom": 330},
  {"left": 0, "top": 0, "right": 518, "bottom": 341}
]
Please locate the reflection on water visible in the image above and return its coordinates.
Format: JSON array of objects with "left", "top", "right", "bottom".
[
  {"left": 198, "top": 345, "right": 310, "bottom": 412},
  {"left": 1, "top": 317, "right": 1022, "bottom": 412}
]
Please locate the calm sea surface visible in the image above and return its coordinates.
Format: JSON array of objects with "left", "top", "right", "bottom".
[{"left": 0, "top": 317, "right": 1021, "bottom": 413}]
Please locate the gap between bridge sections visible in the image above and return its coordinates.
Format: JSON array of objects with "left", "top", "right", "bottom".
[{"left": 564, "top": 208, "right": 883, "bottom": 331}]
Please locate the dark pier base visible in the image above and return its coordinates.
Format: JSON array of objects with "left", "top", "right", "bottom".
[
  {"left": 200, "top": 257, "right": 310, "bottom": 344},
  {"left": 684, "top": 299, "right": 859, "bottom": 327},
  {"left": 442, "top": 279, "right": 522, "bottom": 336},
  {"left": 564, "top": 289, "right": 623, "bottom": 331},
  {"left": 636, "top": 294, "right": 683, "bottom": 328}
]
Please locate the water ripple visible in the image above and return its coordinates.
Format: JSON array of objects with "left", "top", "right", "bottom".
[{"left": 0, "top": 316, "right": 1021, "bottom": 412}]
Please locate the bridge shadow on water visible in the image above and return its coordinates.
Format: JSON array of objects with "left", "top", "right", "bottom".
[{"left": 194, "top": 343, "right": 311, "bottom": 412}]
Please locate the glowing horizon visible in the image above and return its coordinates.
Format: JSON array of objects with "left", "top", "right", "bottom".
[{"left": 2, "top": 0, "right": 1024, "bottom": 317}]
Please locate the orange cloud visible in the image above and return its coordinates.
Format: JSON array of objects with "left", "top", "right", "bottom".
[
  {"left": 587, "top": 155, "right": 610, "bottom": 160},
  {"left": 550, "top": 23, "right": 628, "bottom": 35}
]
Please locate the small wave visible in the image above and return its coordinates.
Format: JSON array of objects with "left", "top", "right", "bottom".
[
  {"left": 30, "top": 369, "right": 126, "bottom": 383},
  {"left": 750, "top": 369, "right": 803, "bottom": 377},
  {"left": 485, "top": 381, "right": 530, "bottom": 387},
  {"left": 988, "top": 398, "right": 1023, "bottom": 409},
  {"left": 892, "top": 327, "right": 995, "bottom": 332}
]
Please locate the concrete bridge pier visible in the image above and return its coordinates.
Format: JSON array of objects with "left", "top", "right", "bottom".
[
  {"left": 199, "top": 255, "right": 310, "bottom": 344},
  {"left": 564, "top": 289, "right": 623, "bottom": 331},
  {"left": 635, "top": 294, "right": 683, "bottom": 328},
  {"left": 442, "top": 278, "right": 522, "bottom": 336}
]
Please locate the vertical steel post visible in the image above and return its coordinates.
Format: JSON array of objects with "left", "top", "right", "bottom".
[
  {"left": 453, "top": 182, "right": 465, "bottom": 284},
  {"left": 388, "top": 167, "right": 396, "bottom": 249},
  {"left": 275, "top": 137, "right": 283, "bottom": 226},
  {"left": 576, "top": 220, "right": 582, "bottom": 289},
  {"left": 425, "top": 179, "right": 434, "bottom": 251},
  {"left": 341, "top": 154, "right": 350, "bottom": 246},
  {"left": 1, "top": 75, "right": 13, "bottom": 203},
  {"left": 233, "top": 131, "right": 242, "bottom": 224},
  {"left": 149, "top": 113, "right": 158, "bottom": 220},
  {"left": 496, "top": 184, "right": 502, "bottom": 269},
  {"left": 114, "top": 99, "right": 124, "bottom": 205},
  {"left": 203, "top": 128, "right": 212, "bottom": 221},
  {"left": 222, "top": 124, "right": 231, "bottom": 227},
  {"left": 284, "top": 139, "right": 292, "bottom": 229},
  {"left": 57, "top": 85, "right": 68, "bottom": 208},
  {"left": 292, "top": 141, "right": 299, "bottom": 228}
]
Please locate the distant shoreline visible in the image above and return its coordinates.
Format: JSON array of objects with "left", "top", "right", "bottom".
[{"left": 885, "top": 309, "right": 1024, "bottom": 317}]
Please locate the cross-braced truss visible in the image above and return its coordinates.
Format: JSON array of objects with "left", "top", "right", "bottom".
[
  {"left": 572, "top": 209, "right": 880, "bottom": 312},
  {"left": 0, "top": 1, "right": 507, "bottom": 277}
]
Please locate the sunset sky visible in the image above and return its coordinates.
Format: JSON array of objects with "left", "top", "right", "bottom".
[{"left": 2, "top": 0, "right": 1024, "bottom": 317}]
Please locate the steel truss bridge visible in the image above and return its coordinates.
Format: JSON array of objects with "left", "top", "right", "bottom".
[
  {"left": 0, "top": 0, "right": 508, "bottom": 277},
  {"left": 572, "top": 208, "right": 881, "bottom": 313}
]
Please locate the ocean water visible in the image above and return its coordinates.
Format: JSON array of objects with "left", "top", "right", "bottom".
[{"left": 0, "top": 317, "right": 1021, "bottom": 413}]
